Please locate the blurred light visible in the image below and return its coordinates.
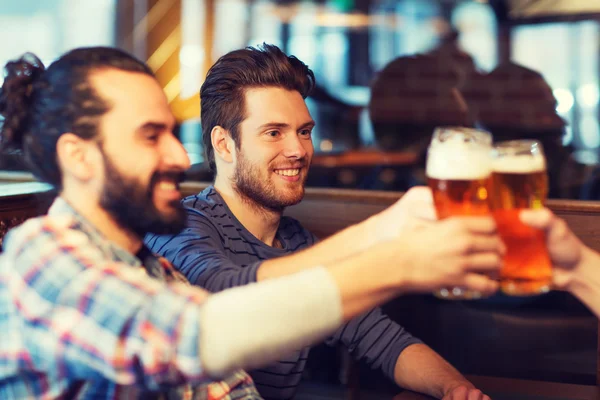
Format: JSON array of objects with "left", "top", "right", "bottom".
[
  {"left": 289, "top": 36, "right": 318, "bottom": 67},
  {"left": 359, "top": 108, "right": 375, "bottom": 146},
  {"left": 163, "top": 73, "right": 181, "bottom": 103},
  {"left": 379, "top": 168, "right": 396, "bottom": 184},
  {"left": 179, "top": 45, "right": 204, "bottom": 67},
  {"left": 320, "top": 139, "right": 333, "bottom": 152},
  {"left": 180, "top": 118, "right": 203, "bottom": 164},
  {"left": 577, "top": 83, "right": 600, "bottom": 109},
  {"left": 580, "top": 115, "right": 600, "bottom": 148},
  {"left": 338, "top": 169, "right": 356, "bottom": 185},
  {"left": 574, "top": 149, "right": 599, "bottom": 165},
  {"left": 562, "top": 125, "right": 573, "bottom": 145},
  {"left": 322, "top": 33, "right": 347, "bottom": 54},
  {"left": 332, "top": 0, "right": 355, "bottom": 12},
  {"left": 321, "top": 32, "right": 348, "bottom": 87},
  {"left": 184, "top": 144, "right": 204, "bottom": 165},
  {"left": 315, "top": 11, "right": 371, "bottom": 28},
  {"left": 553, "top": 88, "right": 574, "bottom": 114}
]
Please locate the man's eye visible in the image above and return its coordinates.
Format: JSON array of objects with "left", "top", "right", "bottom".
[
  {"left": 267, "top": 131, "right": 279, "bottom": 137},
  {"left": 299, "top": 129, "right": 312, "bottom": 137},
  {"left": 143, "top": 132, "right": 160, "bottom": 144}
]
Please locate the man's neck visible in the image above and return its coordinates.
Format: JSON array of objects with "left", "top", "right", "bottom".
[
  {"left": 61, "top": 188, "right": 143, "bottom": 254},
  {"left": 214, "top": 177, "right": 281, "bottom": 247}
]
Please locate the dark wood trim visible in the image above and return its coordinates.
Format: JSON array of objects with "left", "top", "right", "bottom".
[
  {"left": 547, "top": 198, "right": 600, "bottom": 214},
  {"left": 0, "top": 184, "right": 55, "bottom": 220},
  {"left": 311, "top": 150, "right": 418, "bottom": 168},
  {"left": 0, "top": 171, "right": 36, "bottom": 182},
  {"left": 181, "top": 182, "right": 600, "bottom": 211},
  {"left": 467, "top": 374, "right": 600, "bottom": 399},
  {"left": 180, "top": 182, "right": 600, "bottom": 254},
  {"left": 394, "top": 375, "right": 600, "bottom": 399}
]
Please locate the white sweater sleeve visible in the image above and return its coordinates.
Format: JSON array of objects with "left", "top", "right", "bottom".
[{"left": 198, "top": 266, "right": 343, "bottom": 377}]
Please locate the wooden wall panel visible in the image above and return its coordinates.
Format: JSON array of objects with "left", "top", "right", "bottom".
[{"left": 181, "top": 182, "right": 600, "bottom": 253}]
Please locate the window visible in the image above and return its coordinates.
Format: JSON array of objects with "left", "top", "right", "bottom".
[
  {"left": 513, "top": 21, "right": 600, "bottom": 164},
  {"left": 0, "top": 0, "right": 117, "bottom": 173},
  {"left": 0, "top": 0, "right": 117, "bottom": 83}
]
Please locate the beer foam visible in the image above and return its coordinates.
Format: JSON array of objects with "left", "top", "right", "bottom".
[
  {"left": 426, "top": 144, "right": 491, "bottom": 180},
  {"left": 492, "top": 155, "right": 546, "bottom": 174}
]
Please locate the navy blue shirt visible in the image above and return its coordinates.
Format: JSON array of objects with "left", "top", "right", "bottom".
[{"left": 146, "top": 186, "right": 422, "bottom": 400}]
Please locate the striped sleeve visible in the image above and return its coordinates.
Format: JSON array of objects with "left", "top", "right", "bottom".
[
  {"left": 146, "top": 210, "right": 261, "bottom": 293},
  {"left": 4, "top": 216, "right": 210, "bottom": 390},
  {"left": 325, "top": 307, "right": 422, "bottom": 382}
]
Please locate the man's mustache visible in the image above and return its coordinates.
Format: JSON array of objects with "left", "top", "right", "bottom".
[
  {"left": 272, "top": 160, "right": 309, "bottom": 169},
  {"left": 148, "top": 171, "right": 186, "bottom": 192}
]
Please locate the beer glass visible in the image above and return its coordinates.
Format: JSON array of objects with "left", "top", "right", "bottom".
[
  {"left": 489, "top": 140, "right": 552, "bottom": 296},
  {"left": 426, "top": 127, "right": 492, "bottom": 300}
]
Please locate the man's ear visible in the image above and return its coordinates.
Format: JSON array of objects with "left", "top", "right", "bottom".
[
  {"left": 56, "top": 133, "right": 96, "bottom": 182},
  {"left": 211, "top": 125, "right": 235, "bottom": 164}
]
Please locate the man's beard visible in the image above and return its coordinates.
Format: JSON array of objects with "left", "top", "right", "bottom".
[
  {"left": 233, "top": 151, "right": 307, "bottom": 213},
  {"left": 99, "top": 155, "right": 186, "bottom": 238}
]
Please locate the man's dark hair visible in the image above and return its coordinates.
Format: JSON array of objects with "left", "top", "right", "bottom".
[
  {"left": 0, "top": 47, "right": 154, "bottom": 188},
  {"left": 200, "top": 43, "right": 315, "bottom": 172}
]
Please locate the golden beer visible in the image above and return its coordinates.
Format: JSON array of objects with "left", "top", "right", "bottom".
[
  {"left": 428, "top": 177, "right": 490, "bottom": 219},
  {"left": 426, "top": 127, "right": 492, "bottom": 299},
  {"left": 489, "top": 141, "right": 551, "bottom": 295}
]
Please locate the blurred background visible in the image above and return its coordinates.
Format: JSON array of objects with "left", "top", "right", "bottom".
[
  {"left": 2, "top": 1, "right": 600, "bottom": 393},
  {"left": 1, "top": 0, "right": 600, "bottom": 199}
]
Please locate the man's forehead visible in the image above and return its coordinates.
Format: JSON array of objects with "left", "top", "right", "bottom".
[
  {"left": 242, "top": 87, "right": 311, "bottom": 123},
  {"left": 89, "top": 68, "right": 152, "bottom": 91},
  {"left": 89, "top": 68, "right": 175, "bottom": 126}
]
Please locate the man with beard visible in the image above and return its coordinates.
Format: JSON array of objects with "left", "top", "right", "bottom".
[
  {"left": 0, "top": 47, "right": 502, "bottom": 399},
  {"left": 146, "top": 44, "right": 491, "bottom": 400}
]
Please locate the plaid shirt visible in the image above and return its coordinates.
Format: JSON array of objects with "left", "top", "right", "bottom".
[{"left": 0, "top": 198, "right": 261, "bottom": 400}]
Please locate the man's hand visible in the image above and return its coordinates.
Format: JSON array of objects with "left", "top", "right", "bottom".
[
  {"left": 369, "top": 186, "right": 437, "bottom": 242},
  {"left": 398, "top": 216, "right": 503, "bottom": 295},
  {"left": 443, "top": 385, "right": 490, "bottom": 400},
  {"left": 519, "top": 208, "right": 584, "bottom": 289}
]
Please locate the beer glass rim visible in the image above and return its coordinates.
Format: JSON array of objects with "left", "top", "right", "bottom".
[
  {"left": 493, "top": 140, "right": 544, "bottom": 156},
  {"left": 431, "top": 126, "right": 492, "bottom": 145}
]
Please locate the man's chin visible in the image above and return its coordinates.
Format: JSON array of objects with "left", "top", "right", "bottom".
[{"left": 278, "top": 193, "right": 304, "bottom": 208}]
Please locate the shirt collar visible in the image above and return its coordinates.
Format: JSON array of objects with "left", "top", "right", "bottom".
[{"left": 48, "top": 197, "right": 141, "bottom": 267}]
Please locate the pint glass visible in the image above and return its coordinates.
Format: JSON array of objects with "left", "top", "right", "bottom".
[
  {"left": 426, "top": 127, "right": 492, "bottom": 300},
  {"left": 489, "top": 140, "right": 552, "bottom": 296}
]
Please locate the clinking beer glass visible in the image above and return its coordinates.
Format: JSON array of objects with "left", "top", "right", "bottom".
[
  {"left": 489, "top": 140, "right": 552, "bottom": 296},
  {"left": 426, "top": 127, "right": 493, "bottom": 300}
]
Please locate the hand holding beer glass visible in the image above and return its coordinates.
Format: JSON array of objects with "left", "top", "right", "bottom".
[
  {"left": 426, "top": 127, "right": 493, "bottom": 299},
  {"left": 489, "top": 140, "right": 552, "bottom": 295}
]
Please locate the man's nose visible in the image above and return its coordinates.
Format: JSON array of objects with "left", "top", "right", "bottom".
[
  {"left": 282, "top": 133, "right": 308, "bottom": 159},
  {"left": 162, "top": 134, "right": 191, "bottom": 170}
]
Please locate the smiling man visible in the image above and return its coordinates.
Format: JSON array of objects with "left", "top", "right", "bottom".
[{"left": 146, "top": 44, "right": 490, "bottom": 400}]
